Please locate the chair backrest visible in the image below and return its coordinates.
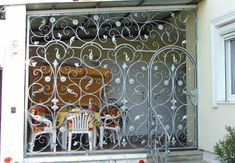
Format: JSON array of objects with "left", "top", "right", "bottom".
[
  {"left": 28, "top": 112, "right": 53, "bottom": 132},
  {"left": 100, "top": 106, "right": 121, "bottom": 127},
  {"left": 28, "top": 113, "right": 35, "bottom": 131},
  {"left": 66, "top": 110, "right": 94, "bottom": 131}
]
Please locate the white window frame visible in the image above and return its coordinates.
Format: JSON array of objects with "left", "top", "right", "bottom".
[
  {"left": 211, "top": 12, "right": 235, "bottom": 106},
  {"left": 225, "top": 37, "right": 235, "bottom": 101}
]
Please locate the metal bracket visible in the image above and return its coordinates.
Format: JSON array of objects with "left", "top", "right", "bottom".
[{"left": 0, "top": 6, "right": 6, "bottom": 20}]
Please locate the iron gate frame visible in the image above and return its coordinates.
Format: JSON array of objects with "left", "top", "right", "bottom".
[{"left": 25, "top": 6, "right": 198, "bottom": 160}]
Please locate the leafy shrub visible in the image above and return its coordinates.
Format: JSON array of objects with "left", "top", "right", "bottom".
[{"left": 214, "top": 126, "right": 235, "bottom": 163}]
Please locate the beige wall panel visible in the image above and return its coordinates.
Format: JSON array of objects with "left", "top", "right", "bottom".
[{"left": 198, "top": 0, "right": 235, "bottom": 152}]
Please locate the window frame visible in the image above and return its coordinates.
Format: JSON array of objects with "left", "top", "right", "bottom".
[
  {"left": 211, "top": 12, "right": 235, "bottom": 106},
  {"left": 225, "top": 37, "right": 235, "bottom": 101}
]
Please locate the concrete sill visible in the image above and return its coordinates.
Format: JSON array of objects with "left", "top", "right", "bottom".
[{"left": 24, "top": 153, "right": 148, "bottom": 163}]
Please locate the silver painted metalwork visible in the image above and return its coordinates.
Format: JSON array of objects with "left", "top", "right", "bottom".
[{"left": 26, "top": 9, "right": 197, "bottom": 162}]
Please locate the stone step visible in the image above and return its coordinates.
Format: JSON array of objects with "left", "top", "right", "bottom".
[
  {"left": 168, "top": 161, "right": 208, "bottom": 163},
  {"left": 167, "top": 150, "right": 204, "bottom": 162},
  {"left": 25, "top": 150, "right": 207, "bottom": 163},
  {"left": 148, "top": 150, "right": 207, "bottom": 163}
]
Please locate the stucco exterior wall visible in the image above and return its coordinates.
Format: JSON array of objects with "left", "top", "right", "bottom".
[
  {"left": 0, "top": 5, "right": 26, "bottom": 163},
  {"left": 198, "top": 0, "right": 235, "bottom": 152}
]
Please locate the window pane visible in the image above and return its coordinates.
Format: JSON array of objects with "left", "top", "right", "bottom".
[{"left": 231, "top": 39, "right": 235, "bottom": 94}]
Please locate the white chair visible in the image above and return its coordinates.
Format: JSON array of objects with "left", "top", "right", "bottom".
[
  {"left": 28, "top": 112, "right": 56, "bottom": 152},
  {"left": 66, "top": 110, "right": 95, "bottom": 151},
  {"left": 99, "top": 107, "right": 121, "bottom": 148}
]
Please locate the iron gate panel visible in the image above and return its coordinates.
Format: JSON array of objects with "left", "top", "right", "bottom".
[{"left": 26, "top": 10, "right": 197, "bottom": 156}]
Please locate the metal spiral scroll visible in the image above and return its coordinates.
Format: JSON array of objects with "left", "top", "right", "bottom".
[{"left": 26, "top": 10, "right": 197, "bottom": 155}]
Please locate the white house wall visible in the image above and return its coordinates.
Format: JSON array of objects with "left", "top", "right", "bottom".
[
  {"left": 198, "top": 0, "right": 235, "bottom": 152},
  {"left": 0, "top": 5, "right": 26, "bottom": 163},
  {"left": 0, "top": 20, "right": 6, "bottom": 67}
]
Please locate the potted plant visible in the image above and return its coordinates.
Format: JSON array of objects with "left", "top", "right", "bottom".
[{"left": 214, "top": 126, "right": 235, "bottom": 163}]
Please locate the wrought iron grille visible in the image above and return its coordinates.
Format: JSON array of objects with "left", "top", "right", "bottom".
[{"left": 26, "top": 9, "right": 197, "bottom": 157}]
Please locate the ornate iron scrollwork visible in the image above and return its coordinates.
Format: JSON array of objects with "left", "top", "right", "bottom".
[{"left": 26, "top": 9, "right": 197, "bottom": 157}]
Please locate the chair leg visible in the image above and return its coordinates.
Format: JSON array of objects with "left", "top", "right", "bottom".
[
  {"left": 111, "top": 130, "right": 116, "bottom": 144},
  {"left": 62, "top": 127, "right": 68, "bottom": 150},
  {"left": 88, "top": 131, "right": 93, "bottom": 150},
  {"left": 93, "top": 127, "right": 97, "bottom": 149},
  {"left": 116, "top": 130, "right": 121, "bottom": 146},
  {"left": 68, "top": 132, "right": 72, "bottom": 151},
  {"left": 29, "top": 134, "right": 35, "bottom": 152},
  {"left": 51, "top": 131, "right": 57, "bottom": 152},
  {"left": 99, "top": 126, "right": 104, "bottom": 148}
]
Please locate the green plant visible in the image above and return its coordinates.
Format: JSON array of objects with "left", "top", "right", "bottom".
[{"left": 214, "top": 126, "right": 235, "bottom": 163}]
